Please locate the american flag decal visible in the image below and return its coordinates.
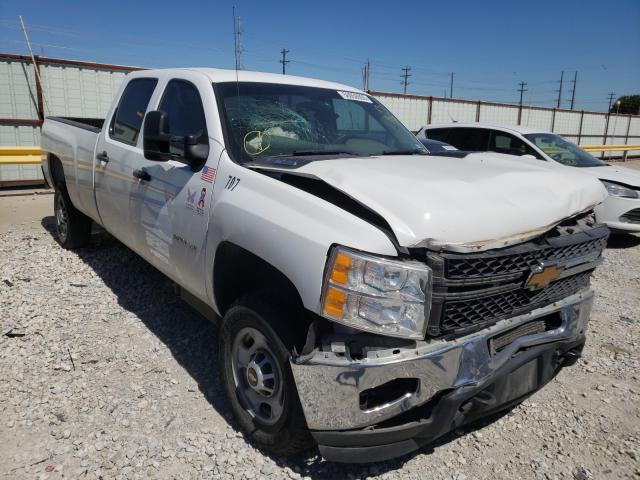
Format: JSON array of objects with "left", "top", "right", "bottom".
[{"left": 200, "top": 166, "right": 216, "bottom": 183}]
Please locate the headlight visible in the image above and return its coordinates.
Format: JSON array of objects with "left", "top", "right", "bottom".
[
  {"left": 601, "top": 180, "right": 639, "bottom": 199},
  {"left": 320, "top": 246, "right": 432, "bottom": 339}
]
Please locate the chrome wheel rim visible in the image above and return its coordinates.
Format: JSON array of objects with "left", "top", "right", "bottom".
[
  {"left": 231, "top": 327, "right": 284, "bottom": 425},
  {"left": 55, "top": 194, "right": 68, "bottom": 243}
]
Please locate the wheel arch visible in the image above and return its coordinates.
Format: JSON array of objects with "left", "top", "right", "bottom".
[
  {"left": 212, "top": 241, "right": 312, "bottom": 349},
  {"left": 48, "top": 153, "right": 65, "bottom": 188}
]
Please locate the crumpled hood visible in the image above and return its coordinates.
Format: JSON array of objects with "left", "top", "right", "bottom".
[
  {"left": 294, "top": 153, "right": 608, "bottom": 250},
  {"left": 579, "top": 164, "right": 640, "bottom": 188}
]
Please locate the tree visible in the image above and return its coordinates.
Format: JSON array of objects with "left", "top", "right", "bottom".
[{"left": 609, "top": 95, "right": 640, "bottom": 114}]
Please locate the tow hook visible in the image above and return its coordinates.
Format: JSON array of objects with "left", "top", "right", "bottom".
[{"left": 560, "top": 348, "right": 582, "bottom": 367}]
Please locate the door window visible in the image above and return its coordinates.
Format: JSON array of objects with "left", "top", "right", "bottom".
[
  {"left": 446, "top": 128, "right": 490, "bottom": 151},
  {"left": 489, "top": 131, "right": 541, "bottom": 157},
  {"left": 109, "top": 78, "right": 158, "bottom": 145},
  {"left": 158, "top": 80, "right": 208, "bottom": 157},
  {"left": 424, "top": 128, "right": 451, "bottom": 143}
]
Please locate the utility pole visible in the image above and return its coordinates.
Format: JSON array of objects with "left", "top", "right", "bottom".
[
  {"left": 518, "top": 81, "right": 528, "bottom": 107},
  {"left": 362, "top": 58, "right": 371, "bottom": 91},
  {"left": 365, "top": 58, "right": 370, "bottom": 91},
  {"left": 232, "top": 7, "right": 243, "bottom": 70},
  {"left": 569, "top": 71, "right": 578, "bottom": 110},
  {"left": 607, "top": 92, "right": 616, "bottom": 112},
  {"left": 517, "top": 81, "right": 528, "bottom": 125},
  {"left": 280, "top": 48, "right": 290, "bottom": 75},
  {"left": 449, "top": 72, "right": 454, "bottom": 98},
  {"left": 556, "top": 71, "right": 564, "bottom": 108},
  {"left": 401, "top": 66, "right": 411, "bottom": 94}
]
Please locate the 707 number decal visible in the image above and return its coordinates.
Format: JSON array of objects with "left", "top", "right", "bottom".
[{"left": 225, "top": 176, "right": 241, "bottom": 191}]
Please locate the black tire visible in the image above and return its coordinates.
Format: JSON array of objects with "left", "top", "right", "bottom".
[
  {"left": 54, "top": 185, "right": 92, "bottom": 249},
  {"left": 219, "top": 295, "right": 314, "bottom": 457}
]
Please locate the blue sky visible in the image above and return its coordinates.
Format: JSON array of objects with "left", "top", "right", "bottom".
[{"left": 1, "top": 0, "right": 639, "bottom": 112}]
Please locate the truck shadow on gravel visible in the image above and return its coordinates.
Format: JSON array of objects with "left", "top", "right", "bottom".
[{"left": 40, "top": 216, "right": 516, "bottom": 477}]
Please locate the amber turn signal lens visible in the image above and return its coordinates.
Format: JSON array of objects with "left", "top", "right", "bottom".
[
  {"left": 323, "top": 287, "right": 346, "bottom": 318},
  {"left": 330, "top": 252, "right": 351, "bottom": 285}
]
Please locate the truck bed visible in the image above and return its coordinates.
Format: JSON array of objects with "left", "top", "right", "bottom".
[
  {"left": 41, "top": 116, "right": 104, "bottom": 223},
  {"left": 46, "top": 116, "right": 104, "bottom": 133}
]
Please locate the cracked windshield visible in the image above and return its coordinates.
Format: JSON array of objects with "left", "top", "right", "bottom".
[{"left": 215, "top": 82, "right": 426, "bottom": 163}]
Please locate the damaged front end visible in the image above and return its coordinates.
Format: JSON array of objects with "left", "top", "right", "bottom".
[{"left": 290, "top": 213, "right": 608, "bottom": 463}]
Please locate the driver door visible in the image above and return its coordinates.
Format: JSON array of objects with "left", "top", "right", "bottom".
[{"left": 132, "top": 76, "right": 222, "bottom": 298}]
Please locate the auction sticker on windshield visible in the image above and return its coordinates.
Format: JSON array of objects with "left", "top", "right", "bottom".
[{"left": 337, "top": 91, "right": 372, "bottom": 103}]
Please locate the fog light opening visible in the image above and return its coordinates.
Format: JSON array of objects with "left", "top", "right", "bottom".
[{"left": 359, "top": 378, "right": 419, "bottom": 411}]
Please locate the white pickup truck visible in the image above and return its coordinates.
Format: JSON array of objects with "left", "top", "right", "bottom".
[{"left": 41, "top": 68, "right": 609, "bottom": 463}]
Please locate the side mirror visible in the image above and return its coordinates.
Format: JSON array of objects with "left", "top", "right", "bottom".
[
  {"left": 170, "top": 134, "right": 209, "bottom": 166},
  {"left": 143, "top": 111, "right": 171, "bottom": 161},
  {"left": 143, "top": 110, "right": 209, "bottom": 167}
]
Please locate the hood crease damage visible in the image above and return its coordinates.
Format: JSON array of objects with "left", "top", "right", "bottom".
[{"left": 250, "top": 153, "right": 607, "bottom": 253}]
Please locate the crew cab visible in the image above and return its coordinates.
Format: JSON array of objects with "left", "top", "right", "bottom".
[
  {"left": 41, "top": 68, "right": 609, "bottom": 463},
  {"left": 418, "top": 123, "right": 640, "bottom": 233}
]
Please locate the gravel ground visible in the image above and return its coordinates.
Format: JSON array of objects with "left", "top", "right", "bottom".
[{"left": 1, "top": 216, "right": 639, "bottom": 479}]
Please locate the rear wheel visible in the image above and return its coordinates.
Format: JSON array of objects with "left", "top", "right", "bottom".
[
  {"left": 219, "top": 295, "right": 313, "bottom": 456},
  {"left": 54, "top": 186, "right": 92, "bottom": 249}
]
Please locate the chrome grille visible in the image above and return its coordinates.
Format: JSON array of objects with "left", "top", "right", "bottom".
[
  {"left": 442, "top": 271, "right": 592, "bottom": 332},
  {"left": 445, "top": 236, "right": 607, "bottom": 280},
  {"left": 424, "top": 221, "right": 608, "bottom": 337}
]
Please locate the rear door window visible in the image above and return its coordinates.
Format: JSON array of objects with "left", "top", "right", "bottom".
[
  {"left": 445, "top": 128, "right": 490, "bottom": 151},
  {"left": 109, "top": 78, "right": 158, "bottom": 145},
  {"left": 424, "top": 128, "right": 451, "bottom": 143}
]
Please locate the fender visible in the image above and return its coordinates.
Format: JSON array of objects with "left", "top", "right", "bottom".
[{"left": 204, "top": 153, "right": 397, "bottom": 315}]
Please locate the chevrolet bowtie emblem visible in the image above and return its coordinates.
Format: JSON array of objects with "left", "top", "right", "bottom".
[{"left": 525, "top": 263, "right": 564, "bottom": 290}]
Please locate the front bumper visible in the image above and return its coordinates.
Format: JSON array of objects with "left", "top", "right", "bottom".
[
  {"left": 290, "top": 290, "right": 593, "bottom": 462},
  {"left": 595, "top": 195, "right": 640, "bottom": 232}
]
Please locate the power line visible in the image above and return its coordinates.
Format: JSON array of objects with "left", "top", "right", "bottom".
[
  {"left": 556, "top": 71, "right": 564, "bottom": 108},
  {"left": 401, "top": 66, "right": 411, "bottom": 94},
  {"left": 0, "top": 16, "right": 623, "bottom": 112},
  {"left": 280, "top": 48, "right": 290, "bottom": 75}
]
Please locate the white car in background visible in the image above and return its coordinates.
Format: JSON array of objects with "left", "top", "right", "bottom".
[{"left": 417, "top": 123, "right": 640, "bottom": 233}]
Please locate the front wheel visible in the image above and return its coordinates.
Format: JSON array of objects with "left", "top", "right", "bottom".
[
  {"left": 219, "top": 296, "right": 313, "bottom": 457},
  {"left": 54, "top": 186, "right": 92, "bottom": 249}
]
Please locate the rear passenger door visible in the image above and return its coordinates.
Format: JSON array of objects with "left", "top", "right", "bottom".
[{"left": 94, "top": 77, "right": 158, "bottom": 249}]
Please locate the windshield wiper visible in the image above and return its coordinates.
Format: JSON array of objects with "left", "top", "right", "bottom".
[
  {"left": 289, "top": 150, "right": 356, "bottom": 156},
  {"left": 264, "top": 150, "right": 356, "bottom": 159},
  {"left": 380, "top": 149, "right": 427, "bottom": 155}
]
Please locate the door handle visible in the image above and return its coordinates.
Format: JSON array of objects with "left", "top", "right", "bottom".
[
  {"left": 96, "top": 151, "right": 109, "bottom": 163},
  {"left": 133, "top": 169, "right": 151, "bottom": 182}
]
